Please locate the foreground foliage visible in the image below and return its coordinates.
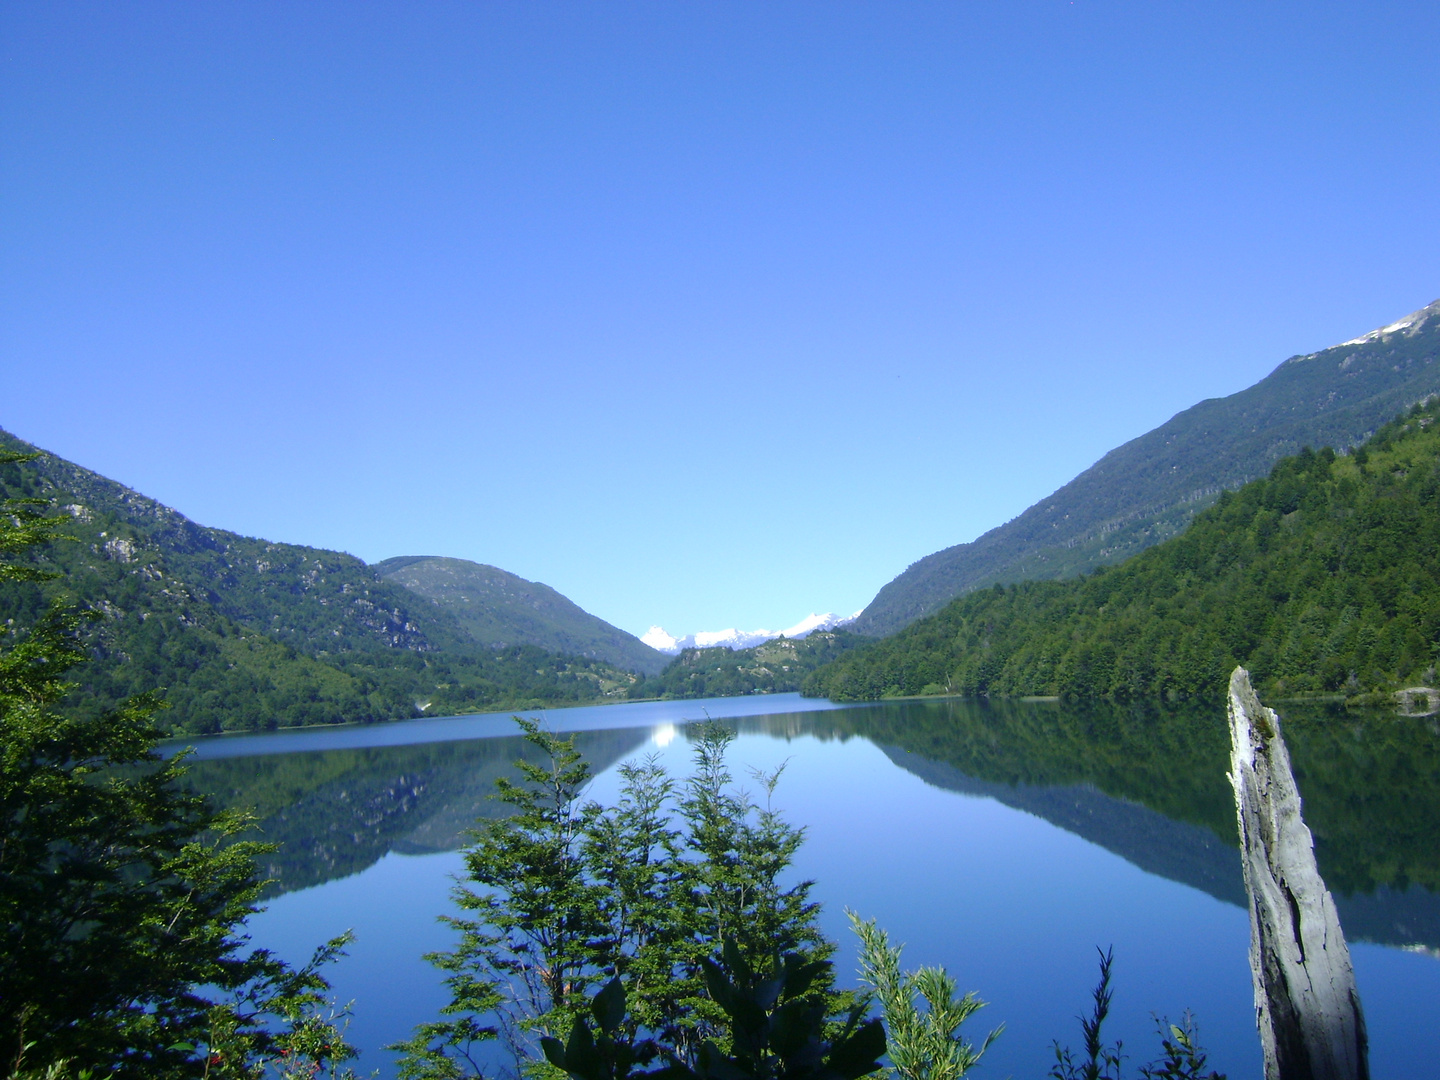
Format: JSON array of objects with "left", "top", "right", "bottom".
[
  {"left": 0, "top": 453, "right": 357, "bottom": 1078},
  {"left": 396, "top": 721, "right": 849, "bottom": 1078},
  {"left": 1049, "top": 950, "right": 1223, "bottom": 1080},
  {"left": 847, "top": 914, "right": 998, "bottom": 1080},
  {"left": 541, "top": 946, "right": 885, "bottom": 1080},
  {"left": 809, "top": 400, "right": 1440, "bottom": 702}
]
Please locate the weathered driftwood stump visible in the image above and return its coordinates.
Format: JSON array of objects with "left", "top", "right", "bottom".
[{"left": 1227, "top": 667, "right": 1368, "bottom": 1080}]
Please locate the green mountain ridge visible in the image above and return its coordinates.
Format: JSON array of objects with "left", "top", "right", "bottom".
[
  {"left": 375, "top": 555, "right": 667, "bottom": 676},
  {"left": 807, "top": 398, "right": 1440, "bottom": 703},
  {"left": 0, "top": 430, "right": 647, "bottom": 733},
  {"left": 855, "top": 298, "right": 1440, "bottom": 637}
]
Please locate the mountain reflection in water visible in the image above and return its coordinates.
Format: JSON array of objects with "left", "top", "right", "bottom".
[
  {"left": 184, "top": 727, "right": 652, "bottom": 897},
  {"left": 810, "top": 697, "right": 1440, "bottom": 952},
  {"left": 183, "top": 696, "right": 1440, "bottom": 950}
]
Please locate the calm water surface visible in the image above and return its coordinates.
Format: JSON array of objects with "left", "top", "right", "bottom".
[{"left": 175, "top": 694, "right": 1440, "bottom": 1079}]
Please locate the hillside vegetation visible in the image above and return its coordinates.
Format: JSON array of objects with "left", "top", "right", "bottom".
[
  {"left": 375, "top": 555, "right": 666, "bottom": 675},
  {"left": 628, "top": 630, "right": 866, "bottom": 700},
  {"left": 855, "top": 298, "right": 1440, "bottom": 637},
  {"left": 808, "top": 399, "right": 1440, "bottom": 702},
  {"left": 0, "top": 431, "right": 641, "bottom": 733}
]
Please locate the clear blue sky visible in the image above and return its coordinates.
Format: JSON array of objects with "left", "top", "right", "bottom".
[{"left": 3, "top": 2, "right": 1438, "bottom": 638}]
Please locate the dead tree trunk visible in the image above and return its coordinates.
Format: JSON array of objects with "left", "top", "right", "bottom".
[{"left": 1226, "top": 667, "right": 1368, "bottom": 1080}]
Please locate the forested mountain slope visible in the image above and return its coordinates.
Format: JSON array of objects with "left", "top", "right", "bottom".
[
  {"left": 808, "top": 399, "right": 1440, "bottom": 702},
  {"left": 0, "top": 431, "right": 641, "bottom": 733},
  {"left": 855, "top": 298, "right": 1440, "bottom": 637},
  {"left": 375, "top": 555, "right": 667, "bottom": 675}
]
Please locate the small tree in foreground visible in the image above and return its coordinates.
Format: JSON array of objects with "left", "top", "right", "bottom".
[
  {"left": 396, "top": 721, "right": 848, "bottom": 1079},
  {"left": 540, "top": 944, "right": 885, "bottom": 1080}
]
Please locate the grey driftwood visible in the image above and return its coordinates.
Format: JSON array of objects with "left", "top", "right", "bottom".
[{"left": 1227, "top": 666, "right": 1368, "bottom": 1080}]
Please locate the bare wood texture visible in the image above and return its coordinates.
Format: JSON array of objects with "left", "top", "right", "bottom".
[{"left": 1227, "top": 667, "right": 1368, "bottom": 1080}]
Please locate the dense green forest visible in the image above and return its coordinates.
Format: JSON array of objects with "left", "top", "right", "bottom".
[
  {"left": 626, "top": 630, "right": 866, "bottom": 700},
  {"left": 808, "top": 399, "right": 1440, "bottom": 703},
  {"left": 855, "top": 297, "right": 1440, "bottom": 638},
  {"left": 0, "top": 431, "right": 640, "bottom": 734}
]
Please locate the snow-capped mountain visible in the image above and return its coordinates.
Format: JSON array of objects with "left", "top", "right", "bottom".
[{"left": 640, "top": 612, "right": 858, "bottom": 655}]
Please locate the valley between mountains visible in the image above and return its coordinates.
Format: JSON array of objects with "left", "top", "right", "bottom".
[{"left": 4, "top": 298, "right": 1439, "bottom": 734}]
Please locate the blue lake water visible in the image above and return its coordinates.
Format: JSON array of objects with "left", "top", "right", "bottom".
[{"left": 175, "top": 694, "right": 1440, "bottom": 1079}]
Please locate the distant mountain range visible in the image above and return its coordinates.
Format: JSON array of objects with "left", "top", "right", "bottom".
[
  {"left": 641, "top": 612, "right": 858, "bottom": 654},
  {"left": 375, "top": 556, "right": 667, "bottom": 676},
  {"left": 0, "top": 431, "right": 659, "bottom": 732},
  {"left": 854, "top": 298, "right": 1440, "bottom": 638}
]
